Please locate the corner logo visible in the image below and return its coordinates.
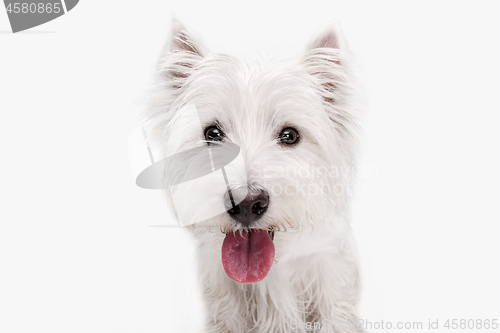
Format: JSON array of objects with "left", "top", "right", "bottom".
[{"left": 3, "top": 0, "right": 78, "bottom": 33}]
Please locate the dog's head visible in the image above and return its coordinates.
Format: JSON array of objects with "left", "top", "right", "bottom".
[{"left": 145, "top": 20, "right": 358, "bottom": 283}]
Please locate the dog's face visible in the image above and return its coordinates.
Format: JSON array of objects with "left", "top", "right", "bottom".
[{"left": 147, "top": 21, "right": 357, "bottom": 283}]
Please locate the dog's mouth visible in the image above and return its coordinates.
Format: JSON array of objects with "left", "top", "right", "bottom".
[
  {"left": 268, "top": 229, "right": 275, "bottom": 241},
  {"left": 221, "top": 229, "right": 275, "bottom": 284}
]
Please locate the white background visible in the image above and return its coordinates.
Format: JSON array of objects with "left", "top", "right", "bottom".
[{"left": 1, "top": 1, "right": 499, "bottom": 332}]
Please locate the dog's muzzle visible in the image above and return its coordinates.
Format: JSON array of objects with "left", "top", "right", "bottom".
[{"left": 224, "top": 187, "right": 269, "bottom": 225}]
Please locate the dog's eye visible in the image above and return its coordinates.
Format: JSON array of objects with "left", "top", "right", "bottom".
[
  {"left": 278, "top": 127, "right": 299, "bottom": 145},
  {"left": 204, "top": 126, "right": 225, "bottom": 142}
]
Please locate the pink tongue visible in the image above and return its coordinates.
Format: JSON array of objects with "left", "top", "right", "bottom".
[{"left": 221, "top": 230, "right": 275, "bottom": 284}]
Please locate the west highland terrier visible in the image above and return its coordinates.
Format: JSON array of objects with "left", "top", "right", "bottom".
[{"left": 143, "top": 20, "right": 364, "bottom": 333}]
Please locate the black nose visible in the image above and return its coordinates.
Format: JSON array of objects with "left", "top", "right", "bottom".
[{"left": 225, "top": 188, "right": 269, "bottom": 225}]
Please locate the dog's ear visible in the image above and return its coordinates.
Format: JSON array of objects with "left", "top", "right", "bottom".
[
  {"left": 302, "top": 24, "right": 346, "bottom": 104},
  {"left": 157, "top": 19, "right": 206, "bottom": 89},
  {"left": 169, "top": 19, "right": 205, "bottom": 57},
  {"left": 306, "top": 25, "right": 341, "bottom": 56},
  {"left": 302, "top": 24, "right": 357, "bottom": 140}
]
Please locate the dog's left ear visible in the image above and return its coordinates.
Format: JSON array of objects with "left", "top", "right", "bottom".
[
  {"left": 157, "top": 19, "right": 206, "bottom": 89},
  {"left": 302, "top": 24, "right": 347, "bottom": 103},
  {"left": 302, "top": 24, "right": 357, "bottom": 140},
  {"left": 306, "top": 25, "right": 341, "bottom": 55}
]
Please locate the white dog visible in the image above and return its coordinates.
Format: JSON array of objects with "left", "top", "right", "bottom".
[{"left": 144, "top": 20, "right": 364, "bottom": 333}]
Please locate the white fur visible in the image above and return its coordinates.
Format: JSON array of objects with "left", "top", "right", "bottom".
[{"left": 144, "top": 20, "right": 364, "bottom": 333}]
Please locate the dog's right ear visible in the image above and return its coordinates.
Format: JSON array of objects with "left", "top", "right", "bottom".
[
  {"left": 169, "top": 19, "right": 205, "bottom": 57},
  {"left": 157, "top": 19, "right": 206, "bottom": 89}
]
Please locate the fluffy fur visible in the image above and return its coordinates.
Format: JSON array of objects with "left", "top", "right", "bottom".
[{"left": 144, "top": 20, "right": 364, "bottom": 333}]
